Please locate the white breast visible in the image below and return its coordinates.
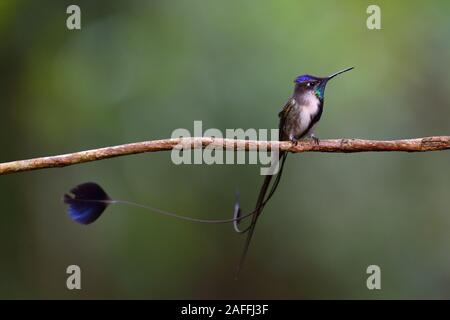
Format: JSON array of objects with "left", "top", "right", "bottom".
[{"left": 298, "top": 92, "right": 319, "bottom": 135}]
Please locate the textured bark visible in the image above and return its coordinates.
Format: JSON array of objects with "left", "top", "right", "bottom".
[{"left": 0, "top": 136, "right": 449, "bottom": 175}]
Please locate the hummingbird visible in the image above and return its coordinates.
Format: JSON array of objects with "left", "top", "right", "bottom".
[
  {"left": 234, "top": 67, "right": 354, "bottom": 276},
  {"left": 62, "top": 67, "right": 353, "bottom": 278}
]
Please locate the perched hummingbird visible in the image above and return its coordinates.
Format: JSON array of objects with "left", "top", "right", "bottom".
[
  {"left": 62, "top": 67, "right": 354, "bottom": 278},
  {"left": 235, "top": 67, "right": 354, "bottom": 275}
]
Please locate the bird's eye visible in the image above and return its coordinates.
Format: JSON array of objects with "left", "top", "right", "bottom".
[{"left": 306, "top": 82, "right": 314, "bottom": 87}]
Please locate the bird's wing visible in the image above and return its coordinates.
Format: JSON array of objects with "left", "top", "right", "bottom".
[{"left": 278, "top": 98, "right": 296, "bottom": 141}]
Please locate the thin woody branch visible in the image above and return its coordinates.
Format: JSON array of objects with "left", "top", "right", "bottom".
[{"left": 0, "top": 136, "right": 449, "bottom": 175}]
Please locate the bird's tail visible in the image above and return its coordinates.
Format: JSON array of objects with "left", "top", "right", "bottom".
[{"left": 235, "top": 151, "right": 288, "bottom": 277}]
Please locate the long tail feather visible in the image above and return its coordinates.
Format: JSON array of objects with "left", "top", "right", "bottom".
[
  {"left": 235, "top": 152, "right": 288, "bottom": 277},
  {"left": 64, "top": 182, "right": 256, "bottom": 225}
]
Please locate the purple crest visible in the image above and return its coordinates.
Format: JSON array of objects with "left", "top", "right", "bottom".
[{"left": 294, "top": 74, "right": 317, "bottom": 83}]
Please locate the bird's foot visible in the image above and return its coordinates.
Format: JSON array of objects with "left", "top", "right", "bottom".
[
  {"left": 290, "top": 138, "right": 299, "bottom": 146},
  {"left": 310, "top": 134, "right": 320, "bottom": 145}
]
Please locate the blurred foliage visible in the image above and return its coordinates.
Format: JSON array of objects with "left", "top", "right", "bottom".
[{"left": 0, "top": 0, "right": 450, "bottom": 299}]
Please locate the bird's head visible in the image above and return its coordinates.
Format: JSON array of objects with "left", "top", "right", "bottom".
[{"left": 294, "top": 67, "right": 354, "bottom": 100}]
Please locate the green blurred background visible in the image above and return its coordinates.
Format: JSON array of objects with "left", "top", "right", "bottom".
[{"left": 1, "top": 0, "right": 450, "bottom": 299}]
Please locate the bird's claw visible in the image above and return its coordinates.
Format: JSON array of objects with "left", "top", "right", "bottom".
[
  {"left": 290, "top": 138, "right": 299, "bottom": 146},
  {"left": 308, "top": 134, "right": 320, "bottom": 145}
]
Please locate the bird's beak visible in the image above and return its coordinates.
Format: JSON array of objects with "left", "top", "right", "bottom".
[{"left": 326, "top": 67, "right": 354, "bottom": 81}]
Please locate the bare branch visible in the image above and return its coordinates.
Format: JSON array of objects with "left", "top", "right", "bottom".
[{"left": 1, "top": 136, "right": 449, "bottom": 175}]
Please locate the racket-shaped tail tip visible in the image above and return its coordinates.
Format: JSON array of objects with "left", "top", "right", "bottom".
[{"left": 63, "top": 182, "right": 111, "bottom": 225}]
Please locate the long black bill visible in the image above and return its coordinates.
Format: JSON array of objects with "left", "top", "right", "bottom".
[{"left": 327, "top": 66, "right": 354, "bottom": 81}]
